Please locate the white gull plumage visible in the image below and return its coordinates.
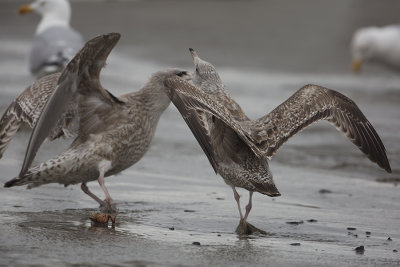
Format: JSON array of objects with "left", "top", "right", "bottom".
[
  {"left": 351, "top": 25, "right": 400, "bottom": 72},
  {"left": 19, "top": 0, "right": 84, "bottom": 78}
]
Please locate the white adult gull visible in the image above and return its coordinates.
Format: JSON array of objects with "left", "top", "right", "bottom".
[
  {"left": 351, "top": 25, "right": 400, "bottom": 72},
  {"left": 19, "top": 0, "right": 84, "bottom": 78},
  {"left": 1, "top": 33, "right": 190, "bottom": 212},
  {"left": 163, "top": 48, "right": 391, "bottom": 234}
]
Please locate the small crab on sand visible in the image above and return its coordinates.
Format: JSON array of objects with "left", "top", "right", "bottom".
[{"left": 89, "top": 209, "right": 119, "bottom": 225}]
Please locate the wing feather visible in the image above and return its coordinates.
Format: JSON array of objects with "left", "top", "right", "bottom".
[
  {"left": 253, "top": 84, "right": 391, "bottom": 172},
  {"left": 19, "top": 33, "right": 122, "bottom": 176}
]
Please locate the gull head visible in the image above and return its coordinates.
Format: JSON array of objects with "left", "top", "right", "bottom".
[
  {"left": 350, "top": 27, "right": 380, "bottom": 73},
  {"left": 19, "top": 0, "right": 71, "bottom": 17},
  {"left": 189, "top": 48, "right": 223, "bottom": 89},
  {"left": 19, "top": 0, "right": 71, "bottom": 33}
]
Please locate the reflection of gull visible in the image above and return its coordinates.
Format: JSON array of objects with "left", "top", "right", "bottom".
[
  {"left": 164, "top": 48, "right": 391, "bottom": 234},
  {"left": 2, "top": 33, "right": 189, "bottom": 212},
  {"left": 19, "top": 0, "right": 84, "bottom": 78},
  {"left": 351, "top": 25, "right": 400, "bottom": 72}
]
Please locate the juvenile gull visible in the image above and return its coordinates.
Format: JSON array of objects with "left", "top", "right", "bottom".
[
  {"left": 351, "top": 25, "right": 400, "bottom": 72},
  {"left": 19, "top": 0, "right": 84, "bottom": 78},
  {"left": 164, "top": 48, "right": 391, "bottom": 234},
  {"left": 2, "top": 33, "right": 189, "bottom": 212}
]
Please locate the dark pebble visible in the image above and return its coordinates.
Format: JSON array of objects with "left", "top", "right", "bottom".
[
  {"left": 290, "top": 243, "right": 301, "bottom": 246},
  {"left": 319, "top": 189, "right": 333, "bottom": 194},
  {"left": 388, "top": 237, "right": 392, "bottom": 241},
  {"left": 393, "top": 250, "right": 398, "bottom": 253},
  {"left": 355, "top": 246, "right": 365, "bottom": 254},
  {"left": 307, "top": 219, "right": 318, "bottom": 223},
  {"left": 347, "top": 227, "right": 357, "bottom": 231},
  {"left": 184, "top": 209, "right": 195, "bottom": 212},
  {"left": 169, "top": 227, "right": 175, "bottom": 231},
  {"left": 286, "top": 221, "right": 304, "bottom": 225},
  {"left": 365, "top": 231, "right": 371, "bottom": 235},
  {"left": 216, "top": 197, "right": 224, "bottom": 200},
  {"left": 217, "top": 234, "right": 221, "bottom": 237},
  {"left": 192, "top": 242, "right": 201, "bottom": 246}
]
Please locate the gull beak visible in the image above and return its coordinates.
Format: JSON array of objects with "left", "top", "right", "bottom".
[
  {"left": 189, "top": 48, "right": 198, "bottom": 60},
  {"left": 18, "top": 4, "right": 34, "bottom": 14},
  {"left": 352, "top": 59, "right": 362, "bottom": 73}
]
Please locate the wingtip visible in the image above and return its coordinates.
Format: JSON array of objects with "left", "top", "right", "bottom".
[
  {"left": 4, "top": 178, "right": 17, "bottom": 188},
  {"left": 385, "top": 165, "right": 392, "bottom": 174}
]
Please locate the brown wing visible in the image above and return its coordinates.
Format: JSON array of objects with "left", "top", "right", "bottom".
[
  {"left": 164, "top": 76, "right": 264, "bottom": 171},
  {"left": 0, "top": 73, "right": 80, "bottom": 158},
  {"left": 252, "top": 84, "right": 391, "bottom": 173},
  {"left": 19, "top": 33, "right": 123, "bottom": 176}
]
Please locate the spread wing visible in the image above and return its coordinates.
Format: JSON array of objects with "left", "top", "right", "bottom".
[
  {"left": 0, "top": 72, "right": 80, "bottom": 159},
  {"left": 252, "top": 84, "right": 391, "bottom": 173},
  {"left": 164, "top": 77, "right": 263, "bottom": 172},
  {"left": 19, "top": 32, "right": 123, "bottom": 176}
]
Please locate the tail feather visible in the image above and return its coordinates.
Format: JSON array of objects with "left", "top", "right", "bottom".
[
  {"left": 0, "top": 101, "right": 22, "bottom": 159},
  {"left": 251, "top": 180, "right": 281, "bottom": 197}
]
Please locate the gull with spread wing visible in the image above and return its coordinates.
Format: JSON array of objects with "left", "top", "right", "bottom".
[
  {"left": 1, "top": 33, "right": 189, "bottom": 212},
  {"left": 163, "top": 48, "right": 391, "bottom": 234}
]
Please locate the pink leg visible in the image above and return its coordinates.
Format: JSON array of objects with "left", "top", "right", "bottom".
[
  {"left": 97, "top": 168, "right": 113, "bottom": 205},
  {"left": 81, "top": 183, "right": 106, "bottom": 206},
  {"left": 244, "top": 191, "right": 253, "bottom": 221},
  {"left": 232, "top": 187, "right": 244, "bottom": 220}
]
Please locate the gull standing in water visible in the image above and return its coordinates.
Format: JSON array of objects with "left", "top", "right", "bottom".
[
  {"left": 18, "top": 0, "right": 84, "bottom": 78},
  {"left": 1, "top": 33, "right": 189, "bottom": 212},
  {"left": 163, "top": 48, "right": 391, "bottom": 234}
]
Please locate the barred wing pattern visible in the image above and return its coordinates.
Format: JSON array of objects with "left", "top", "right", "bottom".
[
  {"left": 0, "top": 73, "right": 73, "bottom": 158},
  {"left": 252, "top": 84, "right": 391, "bottom": 172}
]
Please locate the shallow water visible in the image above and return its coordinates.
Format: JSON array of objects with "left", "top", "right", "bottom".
[{"left": 0, "top": 0, "right": 399, "bottom": 266}]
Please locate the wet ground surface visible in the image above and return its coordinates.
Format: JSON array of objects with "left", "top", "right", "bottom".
[{"left": 0, "top": 0, "right": 400, "bottom": 266}]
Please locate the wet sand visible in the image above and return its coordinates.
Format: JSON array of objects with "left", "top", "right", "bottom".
[{"left": 0, "top": 0, "right": 399, "bottom": 266}]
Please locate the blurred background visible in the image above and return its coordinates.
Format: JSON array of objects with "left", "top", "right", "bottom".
[{"left": 0, "top": 0, "right": 399, "bottom": 266}]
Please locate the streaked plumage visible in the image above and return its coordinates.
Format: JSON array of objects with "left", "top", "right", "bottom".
[
  {"left": 2, "top": 33, "right": 189, "bottom": 212},
  {"left": 19, "top": 0, "right": 84, "bottom": 78},
  {"left": 351, "top": 25, "right": 400, "bottom": 72},
  {"left": 164, "top": 49, "right": 391, "bottom": 234}
]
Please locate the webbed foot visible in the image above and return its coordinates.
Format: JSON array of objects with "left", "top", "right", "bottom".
[{"left": 235, "top": 219, "right": 267, "bottom": 235}]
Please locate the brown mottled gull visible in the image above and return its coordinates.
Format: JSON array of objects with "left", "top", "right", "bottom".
[
  {"left": 163, "top": 48, "right": 391, "bottom": 234},
  {"left": 2, "top": 33, "right": 189, "bottom": 212},
  {"left": 18, "top": 0, "right": 84, "bottom": 78}
]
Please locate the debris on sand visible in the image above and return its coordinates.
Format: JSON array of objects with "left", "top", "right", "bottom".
[
  {"left": 290, "top": 243, "right": 301, "bottom": 246},
  {"left": 286, "top": 221, "right": 304, "bottom": 225},
  {"left": 319, "top": 189, "right": 333, "bottom": 194},
  {"left": 192, "top": 242, "right": 201, "bottom": 246},
  {"left": 184, "top": 209, "right": 196, "bottom": 212},
  {"left": 347, "top": 227, "right": 357, "bottom": 231},
  {"left": 355, "top": 245, "right": 365, "bottom": 254}
]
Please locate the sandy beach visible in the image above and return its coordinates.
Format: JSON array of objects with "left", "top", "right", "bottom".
[{"left": 0, "top": 0, "right": 399, "bottom": 266}]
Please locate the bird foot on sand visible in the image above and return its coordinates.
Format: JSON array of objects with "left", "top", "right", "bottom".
[
  {"left": 235, "top": 219, "right": 267, "bottom": 235},
  {"left": 99, "top": 200, "right": 117, "bottom": 213}
]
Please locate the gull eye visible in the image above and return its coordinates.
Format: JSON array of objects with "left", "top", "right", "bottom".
[{"left": 177, "top": 71, "right": 187, "bottom": 77}]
